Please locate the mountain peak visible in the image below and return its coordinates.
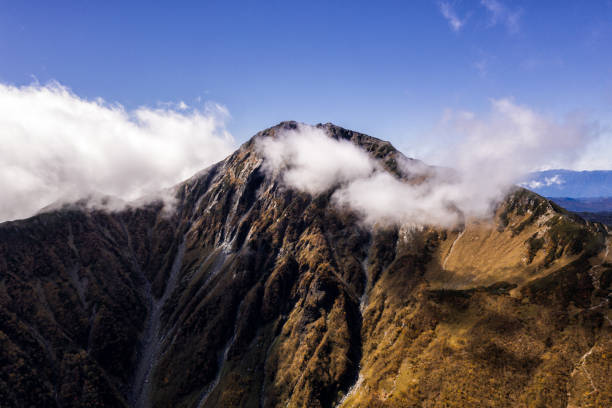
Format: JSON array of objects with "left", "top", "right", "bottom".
[{"left": 243, "top": 121, "right": 423, "bottom": 183}]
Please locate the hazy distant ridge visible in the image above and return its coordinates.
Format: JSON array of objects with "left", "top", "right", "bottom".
[{"left": 522, "top": 169, "right": 612, "bottom": 198}]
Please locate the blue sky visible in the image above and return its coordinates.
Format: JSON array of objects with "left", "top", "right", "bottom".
[{"left": 1, "top": 0, "right": 611, "bottom": 154}]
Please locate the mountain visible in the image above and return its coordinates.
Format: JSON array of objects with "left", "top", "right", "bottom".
[{"left": 1, "top": 121, "right": 611, "bottom": 408}]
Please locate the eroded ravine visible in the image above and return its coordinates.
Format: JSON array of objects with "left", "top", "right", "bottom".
[
  {"left": 442, "top": 228, "right": 465, "bottom": 270},
  {"left": 130, "top": 239, "right": 186, "bottom": 408},
  {"left": 196, "top": 296, "right": 247, "bottom": 408},
  {"left": 337, "top": 242, "right": 371, "bottom": 407}
]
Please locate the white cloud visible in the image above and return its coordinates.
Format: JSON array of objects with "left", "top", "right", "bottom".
[
  {"left": 571, "top": 128, "right": 612, "bottom": 170},
  {"left": 520, "top": 174, "right": 564, "bottom": 190},
  {"left": 258, "top": 101, "right": 599, "bottom": 228},
  {"left": 439, "top": 2, "right": 467, "bottom": 32},
  {"left": 545, "top": 175, "right": 564, "bottom": 186},
  {"left": 333, "top": 170, "right": 463, "bottom": 227},
  {"left": 480, "top": 0, "right": 522, "bottom": 33},
  {"left": 427, "top": 99, "right": 597, "bottom": 210},
  {"left": 0, "top": 81, "right": 236, "bottom": 222},
  {"left": 257, "top": 126, "right": 376, "bottom": 194},
  {"left": 258, "top": 124, "right": 462, "bottom": 226}
]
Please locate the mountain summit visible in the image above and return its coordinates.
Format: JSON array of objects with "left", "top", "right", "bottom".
[{"left": 1, "top": 122, "right": 610, "bottom": 407}]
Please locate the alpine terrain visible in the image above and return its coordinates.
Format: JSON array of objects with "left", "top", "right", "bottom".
[{"left": 1, "top": 122, "right": 610, "bottom": 408}]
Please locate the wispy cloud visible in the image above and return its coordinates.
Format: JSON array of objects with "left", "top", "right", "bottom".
[
  {"left": 472, "top": 51, "right": 496, "bottom": 77},
  {"left": 473, "top": 58, "right": 488, "bottom": 77},
  {"left": 481, "top": 0, "right": 522, "bottom": 33},
  {"left": 572, "top": 127, "right": 612, "bottom": 170},
  {"left": 438, "top": 1, "right": 467, "bottom": 32},
  {"left": 520, "top": 174, "right": 564, "bottom": 190},
  {"left": 519, "top": 56, "right": 564, "bottom": 71},
  {"left": 0, "top": 81, "right": 236, "bottom": 222},
  {"left": 438, "top": 0, "right": 521, "bottom": 34}
]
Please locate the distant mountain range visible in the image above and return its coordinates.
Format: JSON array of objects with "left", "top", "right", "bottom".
[
  {"left": 522, "top": 170, "right": 612, "bottom": 223},
  {"left": 522, "top": 169, "right": 612, "bottom": 198},
  {"left": 546, "top": 197, "right": 612, "bottom": 213}
]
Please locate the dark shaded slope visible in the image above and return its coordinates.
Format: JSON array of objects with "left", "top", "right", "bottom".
[{"left": 0, "top": 204, "right": 180, "bottom": 407}]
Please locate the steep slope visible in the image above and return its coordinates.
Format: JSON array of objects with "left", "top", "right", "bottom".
[
  {"left": 0, "top": 121, "right": 610, "bottom": 408},
  {"left": 0, "top": 204, "right": 180, "bottom": 407},
  {"left": 341, "top": 190, "right": 611, "bottom": 407}
]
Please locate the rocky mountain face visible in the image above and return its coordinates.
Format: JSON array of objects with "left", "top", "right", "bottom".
[{"left": 1, "top": 122, "right": 611, "bottom": 408}]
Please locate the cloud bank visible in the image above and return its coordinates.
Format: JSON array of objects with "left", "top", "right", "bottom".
[
  {"left": 258, "top": 100, "right": 598, "bottom": 228},
  {"left": 0, "top": 82, "right": 235, "bottom": 222},
  {"left": 258, "top": 125, "right": 466, "bottom": 226},
  {"left": 258, "top": 127, "right": 377, "bottom": 194}
]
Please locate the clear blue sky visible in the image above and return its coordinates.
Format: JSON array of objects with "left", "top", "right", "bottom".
[{"left": 1, "top": 0, "right": 611, "bottom": 151}]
